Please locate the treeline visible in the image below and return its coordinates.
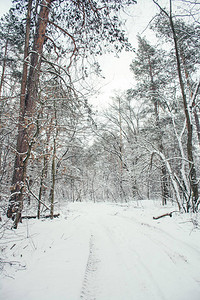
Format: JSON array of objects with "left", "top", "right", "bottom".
[
  {"left": 89, "top": 11, "right": 200, "bottom": 212},
  {"left": 0, "top": 0, "right": 199, "bottom": 228}
]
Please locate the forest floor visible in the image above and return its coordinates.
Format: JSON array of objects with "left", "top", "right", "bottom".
[{"left": 1, "top": 200, "right": 200, "bottom": 300}]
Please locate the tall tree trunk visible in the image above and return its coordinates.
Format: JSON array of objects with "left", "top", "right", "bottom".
[
  {"left": 161, "top": 164, "right": 169, "bottom": 205},
  {"left": 148, "top": 56, "right": 169, "bottom": 205},
  {"left": 169, "top": 0, "right": 199, "bottom": 211},
  {"left": 0, "top": 39, "right": 9, "bottom": 178},
  {"left": 118, "top": 97, "right": 124, "bottom": 202},
  {"left": 0, "top": 39, "right": 8, "bottom": 97},
  {"left": 38, "top": 152, "right": 48, "bottom": 219},
  {"left": 49, "top": 99, "right": 58, "bottom": 219},
  {"left": 37, "top": 130, "right": 50, "bottom": 219},
  {"left": 50, "top": 138, "right": 56, "bottom": 219},
  {"left": 193, "top": 106, "right": 200, "bottom": 145},
  {"left": 180, "top": 51, "right": 200, "bottom": 147},
  {"left": 7, "top": 0, "right": 52, "bottom": 228}
]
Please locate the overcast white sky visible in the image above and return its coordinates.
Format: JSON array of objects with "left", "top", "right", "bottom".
[
  {"left": 0, "top": 0, "right": 12, "bottom": 15},
  {"left": 91, "top": 0, "right": 171, "bottom": 109},
  {"left": 0, "top": 0, "right": 169, "bottom": 108},
  {"left": 94, "top": 1, "right": 162, "bottom": 108}
]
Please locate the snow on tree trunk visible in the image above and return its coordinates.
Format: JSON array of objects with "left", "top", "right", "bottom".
[{"left": 7, "top": 0, "right": 53, "bottom": 228}]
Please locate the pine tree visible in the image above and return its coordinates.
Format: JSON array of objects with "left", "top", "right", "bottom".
[{"left": 130, "top": 36, "right": 170, "bottom": 205}]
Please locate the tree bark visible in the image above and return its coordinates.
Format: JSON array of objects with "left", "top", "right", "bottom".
[
  {"left": 7, "top": 0, "right": 53, "bottom": 228},
  {"left": 153, "top": 211, "right": 178, "bottom": 220}
]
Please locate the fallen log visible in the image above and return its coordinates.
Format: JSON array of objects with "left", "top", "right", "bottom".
[
  {"left": 22, "top": 213, "right": 60, "bottom": 220},
  {"left": 153, "top": 211, "right": 178, "bottom": 220}
]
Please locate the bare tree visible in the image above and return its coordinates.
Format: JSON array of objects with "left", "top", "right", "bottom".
[{"left": 153, "top": 0, "right": 199, "bottom": 212}]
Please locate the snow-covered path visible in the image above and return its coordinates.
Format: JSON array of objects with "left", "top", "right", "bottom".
[
  {"left": 79, "top": 204, "right": 200, "bottom": 300},
  {"left": 1, "top": 202, "right": 200, "bottom": 300}
]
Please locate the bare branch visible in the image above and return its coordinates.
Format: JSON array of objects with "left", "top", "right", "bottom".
[
  {"left": 47, "top": 20, "right": 77, "bottom": 71},
  {"left": 26, "top": 179, "right": 50, "bottom": 211}
]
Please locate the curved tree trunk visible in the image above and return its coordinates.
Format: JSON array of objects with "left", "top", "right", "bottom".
[{"left": 169, "top": 1, "right": 199, "bottom": 211}]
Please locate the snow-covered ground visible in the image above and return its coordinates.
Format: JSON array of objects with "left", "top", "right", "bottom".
[{"left": 1, "top": 201, "right": 200, "bottom": 300}]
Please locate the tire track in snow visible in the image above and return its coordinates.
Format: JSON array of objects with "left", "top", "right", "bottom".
[
  {"left": 116, "top": 213, "right": 200, "bottom": 255},
  {"left": 79, "top": 207, "right": 200, "bottom": 299},
  {"left": 100, "top": 220, "right": 166, "bottom": 300},
  {"left": 80, "top": 234, "right": 99, "bottom": 300},
  {"left": 116, "top": 213, "right": 200, "bottom": 266},
  {"left": 109, "top": 213, "right": 200, "bottom": 297}
]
